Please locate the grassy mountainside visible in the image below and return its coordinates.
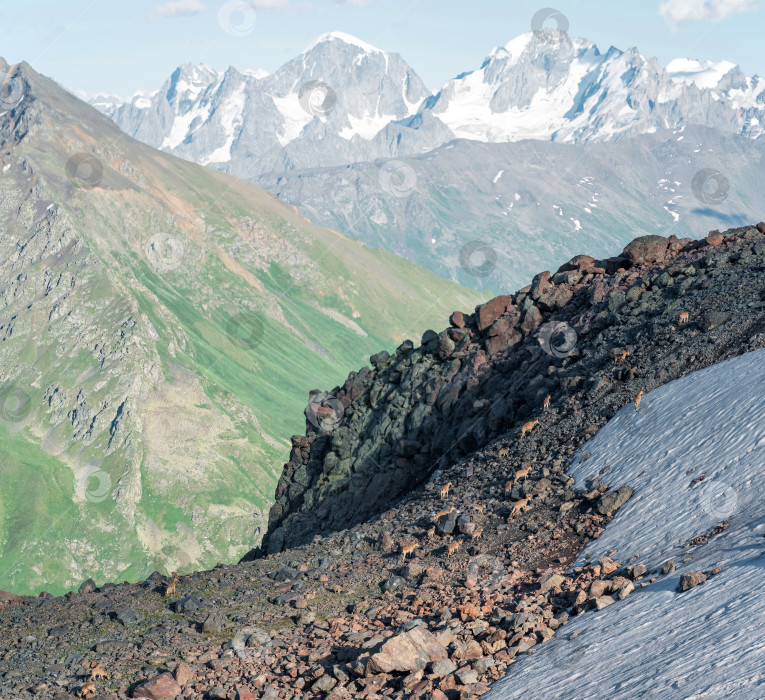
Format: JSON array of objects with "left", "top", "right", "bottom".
[{"left": 0, "top": 59, "right": 486, "bottom": 595}]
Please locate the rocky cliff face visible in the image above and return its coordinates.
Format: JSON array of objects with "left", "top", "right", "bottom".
[{"left": 259, "top": 224, "right": 765, "bottom": 554}]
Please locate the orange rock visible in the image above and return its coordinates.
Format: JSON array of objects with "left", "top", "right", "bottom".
[{"left": 706, "top": 230, "right": 724, "bottom": 247}]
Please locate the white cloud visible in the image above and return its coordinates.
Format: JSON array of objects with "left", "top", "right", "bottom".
[
  {"left": 659, "top": 0, "right": 760, "bottom": 25},
  {"left": 151, "top": 0, "right": 207, "bottom": 18},
  {"left": 248, "top": 0, "right": 291, "bottom": 8}
]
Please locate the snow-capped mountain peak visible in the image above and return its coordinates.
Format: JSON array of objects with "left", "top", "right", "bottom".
[
  {"left": 302, "top": 31, "right": 385, "bottom": 56},
  {"left": 92, "top": 31, "right": 432, "bottom": 174}
]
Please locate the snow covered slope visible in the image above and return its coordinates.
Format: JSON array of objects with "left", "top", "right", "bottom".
[
  {"left": 488, "top": 348, "right": 765, "bottom": 699},
  {"left": 667, "top": 57, "right": 738, "bottom": 89}
]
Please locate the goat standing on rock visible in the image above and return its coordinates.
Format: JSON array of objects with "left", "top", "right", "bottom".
[
  {"left": 399, "top": 541, "right": 418, "bottom": 563},
  {"left": 76, "top": 683, "right": 95, "bottom": 699},
  {"left": 440, "top": 481, "right": 452, "bottom": 499},
  {"left": 511, "top": 498, "right": 530, "bottom": 517},
  {"left": 164, "top": 571, "right": 179, "bottom": 598},
  {"left": 434, "top": 505, "right": 455, "bottom": 523},
  {"left": 514, "top": 465, "right": 530, "bottom": 483},
  {"left": 520, "top": 420, "right": 539, "bottom": 439}
]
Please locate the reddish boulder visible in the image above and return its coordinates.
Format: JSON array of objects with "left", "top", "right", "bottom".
[
  {"left": 667, "top": 235, "right": 693, "bottom": 253},
  {"left": 475, "top": 295, "right": 513, "bottom": 332},
  {"left": 131, "top": 673, "right": 181, "bottom": 700},
  {"left": 486, "top": 328, "right": 522, "bottom": 356},
  {"left": 449, "top": 311, "right": 466, "bottom": 328},
  {"left": 537, "top": 285, "right": 573, "bottom": 312},
  {"left": 173, "top": 661, "right": 195, "bottom": 686},
  {"left": 366, "top": 626, "right": 448, "bottom": 674},
  {"left": 557, "top": 254, "right": 597, "bottom": 274},
  {"left": 78, "top": 578, "right": 97, "bottom": 594},
  {"left": 706, "top": 230, "right": 724, "bottom": 247},
  {"left": 520, "top": 305, "right": 543, "bottom": 335},
  {"left": 530, "top": 271, "right": 552, "bottom": 300},
  {"left": 677, "top": 571, "right": 708, "bottom": 592},
  {"left": 622, "top": 235, "right": 671, "bottom": 265}
]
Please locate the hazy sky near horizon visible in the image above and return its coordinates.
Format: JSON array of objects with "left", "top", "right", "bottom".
[{"left": 1, "top": 0, "right": 764, "bottom": 96}]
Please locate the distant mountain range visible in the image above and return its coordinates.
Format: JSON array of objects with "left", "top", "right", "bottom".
[
  {"left": 88, "top": 31, "right": 765, "bottom": 292},
  {"left": 263, "top": 125, "right": 765, "bottom": 291},
  {"left": 92, "top": 30, "right": 765, "bottom": 177},
  {"left": 0, "top": 56, "right": 482, "bottom": 595}
]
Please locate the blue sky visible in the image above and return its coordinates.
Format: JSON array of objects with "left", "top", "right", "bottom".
[{"left": 1, "top": 0, "right": 763, "bottom": 96}]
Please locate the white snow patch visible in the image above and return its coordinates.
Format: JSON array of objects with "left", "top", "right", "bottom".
[
  {"left": 201, "top": 83, "right": 246, "bottom": 164},
  {"left": 339, "top": 111, "right": 396, "bottom": 141},
  {"left": 493, "top": 170, "right": 505, "bottom": 184},
  {"left": 488, "top": 349, "right": 765, "bottom": 699},
  {"left": 244, "top": 68, "right": 269, "bottom": 79},
  {"left": 667, "top": 57, "right": 737, "bottom": 89},
  {"left": 161, "top": 100, "right": 212, "bottom": 151},
  {"left": 272, "top": 92, "right": 315, "bottom": 147}
]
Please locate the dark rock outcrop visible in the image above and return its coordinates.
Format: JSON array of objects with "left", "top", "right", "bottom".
[{"left": 252, "top": 225, "right": 765, "bottom": 556}]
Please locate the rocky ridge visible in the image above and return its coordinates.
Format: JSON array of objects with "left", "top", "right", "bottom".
[
  {"left": 260, "top": 224, "right": 765, "bottom": 554},
  {"left": 2, "top": 225, "right": 765, "bottom": 698}
]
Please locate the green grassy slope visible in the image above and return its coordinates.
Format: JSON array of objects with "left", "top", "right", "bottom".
[{"left": 0, "top": 60, "right": 487, "bottom": 594}]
